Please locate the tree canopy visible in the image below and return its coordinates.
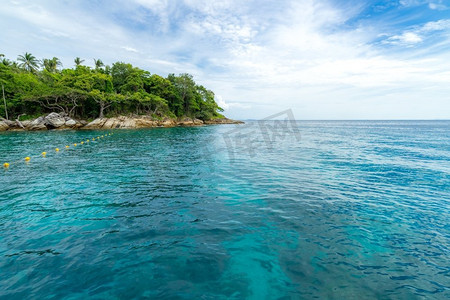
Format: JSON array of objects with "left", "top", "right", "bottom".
[{"left": 0, "top": 53, "right": 224, "bottom": 121}]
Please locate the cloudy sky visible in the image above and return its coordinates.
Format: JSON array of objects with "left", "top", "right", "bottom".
[{"left": 1, "top": 0, "right": 449, "bottom": 120}]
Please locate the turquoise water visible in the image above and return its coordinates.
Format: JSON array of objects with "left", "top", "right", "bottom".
[{"left": 0, "top": 121, "right": 449, "bottom": 299}]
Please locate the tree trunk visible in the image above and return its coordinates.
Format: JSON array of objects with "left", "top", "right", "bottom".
[
  {"left": 99, "top": 103, "right": 105, "bottom": 118},
  {"left": 2, "top": 83, "right": 8, "bottom": 120}
]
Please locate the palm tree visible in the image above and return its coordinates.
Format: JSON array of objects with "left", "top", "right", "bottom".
[
  {"left": 17, "top": 52, "right": 40, "bottom": 73},
  {"left": 1, "top": 59, "right": 11, "bottom": 66},
  {"left": 74, "top": 57, "right": 85, "bottom": 66},
  {"left": 0, "top": 54, "right": 10, "bottom": 66},
  {"left": 94, "top": 58, "right": 104, "bottom": 70},
  {"left": 43, "top": 57, "right": 62, "bottom": 73}
]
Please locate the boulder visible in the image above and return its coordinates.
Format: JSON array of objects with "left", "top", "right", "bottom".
[
  {"left": 44, "top": 112, "right": 66, "bottom": 128},
  {"left": 120, "top": 117, "right": 136, "bottom": 128},
  {"left": 27, "top": 117, "right": 47, "bottom": 131},
  {"left": 177, "top": 118, "right": 204, "bottom": 126},
  {"left": 204, "top": 118, "right": 244, "bottom": 125},
  {"left": 193, "top": 118, "right": 204, "bottom": 125},
  {"left": 103, "top": 117, "right": 121, "bottom": 128},
  {"left": 20, "top": 120, "right": 31, "bottom": 127},
  {"left": 177, "top": 118, "right": 195, "bottom": 126},
  {"left": 2, "top": 119, "right": 16, "bottom": 128},
  {"left": 83, "top": 118, "right": 108, "bottom": 129},
  {"left": 135, "top": 118, "right": 156, "bottom": 128},
  {"left": 0, "top": 120, "right": 9, "bottom": 131},
  {"left": 65, "top": 119, "right": 77, "bottom": 127},
  {"left": 158, "top": 118, "right": 176, "bottom": 127}
]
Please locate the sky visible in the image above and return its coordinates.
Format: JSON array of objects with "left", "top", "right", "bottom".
[{"left": 1, "top": 0, "right": 449, "bottom": 120}]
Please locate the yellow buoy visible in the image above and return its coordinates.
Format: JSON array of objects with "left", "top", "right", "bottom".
[
  {"left": 81, "top": 141, "right": 84, "bottom": 145},
  {"left": 101, "top": 135, "right": 104, "bottom": 138},
  {"left": 42, "top": 152, "right": 47, "bottom": 156},
  {"left": 3, "top": 162, "right": 9, "bottom": 168},
  {"left": 25, "top": 157, "right": 30, "bottom": 161},
  {"left": 97, "top": 136, "right": 99, "bottom": 139},
  {"left": 86, "top": 139, "right": 89, "bottom": 142},
  {"left": 55, "top": 148, "right": 60, "bottom": 152},
  {"left": 65, "top": 145, "right": 70, "bottom": 149},
  {"left": 74, "top": 143, "right": 77, "bottom": 147}
]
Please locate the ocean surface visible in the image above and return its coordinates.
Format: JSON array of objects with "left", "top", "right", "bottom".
[{"left": 0, "top": 120, "right": 449, "bottom": 299}]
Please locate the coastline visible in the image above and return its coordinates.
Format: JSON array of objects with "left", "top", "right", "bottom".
[{"left": 0, "top": 112, "right": 244, "bottom": 132}]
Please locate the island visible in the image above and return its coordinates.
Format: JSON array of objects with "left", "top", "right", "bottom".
[{"left": 0, "top": 53, "right": 243, "bottom": 131}]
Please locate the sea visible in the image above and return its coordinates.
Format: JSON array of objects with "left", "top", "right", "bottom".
[{"left": 0, "top": 120, "right": 449, "bottom": 299}]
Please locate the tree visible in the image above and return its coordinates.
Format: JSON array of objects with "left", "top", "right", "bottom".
[
  {"left": 17, "top": 52, "right": 40, "bottom": 73},
  {"left": 1, "top": 82, "right": 7, "bottom": 120},
  {"left": 42, "top": 57, "right": 62, "bottom": 73},
  {"left": 111, "top": 62, "right": 133, "bottom": 92},
  {"left": 168, "top": 73, "right": 197, "bottom": 116},
  {"left": 0, "top": 54, "right": 225, "bottom": 121},
  {"left": 94, "top": 58, "right": 104, "bottom": 70},
  {"left": 74, "top": 57, "right": 85, "bottom": 66},
  {"left": 195, "top": 85, "right": 223, "bottom": 120},
  {"left": 25, "top": 85, "right": 88, "bottom": 117},
  {"left": 89, "top": 89, "right": 111, "bottom": 118}
]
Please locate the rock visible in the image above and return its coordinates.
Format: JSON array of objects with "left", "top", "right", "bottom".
[
  {"left": 103, "top": 117, "right": 121, "bottom": 129},
  {"left": 177, "top": 117, "right": 195, "bottom": 126},
  {"left": 83, "top": 118, "right": 108, "bottom": 129},
  {"left": 0, "top": 120, "right": 9, "bottom": 131},
  {"left": 27, "top": 117, "right": 47, "bottom": 131},
  {"left": 44, "top": 112, "right": 66, "bottom": 128},
  {"left": 20, "top": 120, "right": 31, "bottom": 127},
  {"left": 81, "top": 116, "right": 241, "bottom": 129},
  {"left": 120, "top": 117, "right": 136, "bottom": 128},
  {"left": 84, "top": 116, "right": 158, "bottom": 129},
  {"left": 177, "top": 118, "right": 204, "bottom": 126},
  {"left": 65, "top": 119, "right": 77, "bottom": 127},
  {"left": 158, "top": 118, "right": 176, "bottom": 127},
  {"left": 1, "top": 119, "right": 16, "bottom": 128},
  {"left": 204, "top": 118, "right": 244, "bottom": 125},
  {"left": 135, "top": 118, "right": 157, "bottom": 128},
  {"left": 193, "top": 118, "right": 204, "bottom": 125}
]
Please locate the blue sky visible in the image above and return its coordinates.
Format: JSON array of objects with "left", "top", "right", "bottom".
[{"left": 1, "top": 0, "right": 449, "bottom": 119}]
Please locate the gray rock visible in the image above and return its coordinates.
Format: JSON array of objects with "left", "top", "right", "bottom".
[
  {"left": 83, "top": 118, "right": 108, "bottom": 129},
  {"left": 20, "top": 120, "right": 31, "bottom": 127},
  {"left": 27, "top": 117, "right": 47, "bottom": 131},
  {"left": 65, "top": 119, "right": 77, "bottom": 127},
  {"left": 44, "top": 112, "right": 66, "bottom": 128}
]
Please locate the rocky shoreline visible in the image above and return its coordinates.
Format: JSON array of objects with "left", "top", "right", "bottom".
[{"left": 0, "top": 113, "right": 244, "bottom": 131}]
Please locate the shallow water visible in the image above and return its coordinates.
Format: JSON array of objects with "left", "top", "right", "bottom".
[{"left": 0, "top": 121, "right": 449, "bottom": 299}]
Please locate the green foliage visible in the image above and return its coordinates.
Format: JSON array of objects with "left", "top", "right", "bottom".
[
  {"left": 0, "top": 53, "right": 224, "bottom": 120},
  {"left": 74, "top": 57, "right": 84, "bottom": 66},
  {"left": 42, "top": 57, "right": 62, "bottom": 73},
  {"left": 17, "top": 52, "right": 40, "bottom": 73}
]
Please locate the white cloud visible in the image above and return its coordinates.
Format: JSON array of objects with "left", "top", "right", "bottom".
[
  {"left": 0, "top": 0, "right": 449, "bottom": 119},
  {"left": 421, "top": 19, "right": 450, "bottom": 31},
  {"left": 384, "top": 32, "right": 423, "bottom": 45},
  {"left": 382, "top": 19, "right": 450, "bottom": 47},
  {"left": 428, "top": 3, "right": 448, "bottom": 10},
  {"left": 122, "top": 46, "right": 139, "bottom": 53}
]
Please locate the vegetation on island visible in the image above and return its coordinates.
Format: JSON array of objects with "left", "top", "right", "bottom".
[{"left": 0, "top": 53, "right": 224, "bottom": 121}]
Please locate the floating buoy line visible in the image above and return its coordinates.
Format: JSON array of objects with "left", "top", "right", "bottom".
[{"left": 3, "top": 132, "right": 114, "bottom": 169}]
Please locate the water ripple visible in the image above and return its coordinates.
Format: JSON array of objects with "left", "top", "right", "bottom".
[{"left": 0, "top": 122, "right": 449, "bottom": 298}]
